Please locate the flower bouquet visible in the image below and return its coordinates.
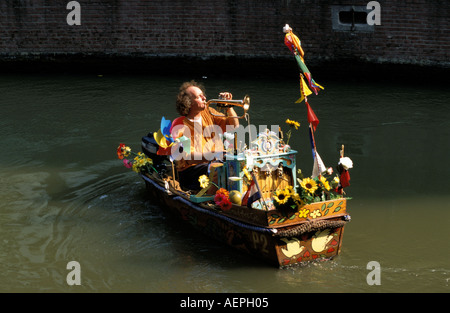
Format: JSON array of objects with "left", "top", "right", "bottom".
[
  {"left": 272, "top": 185, "right": 303, "bottom": 214},
  {"left": 117, "top": 143, "right": 156, "bottom": 174},
  {"left": 197, "top": 175, "right": 232, "bottom": 211},
  {"left": 214, "top": 188, "right": 232, "bottom": 211},
  {"left": 296, "top": 166, "right": 346, "bottom": 205}
]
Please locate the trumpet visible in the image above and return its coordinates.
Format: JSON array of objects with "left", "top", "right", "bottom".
[{"left": 206, "top": 95, "right": 250, "bottom": 119}]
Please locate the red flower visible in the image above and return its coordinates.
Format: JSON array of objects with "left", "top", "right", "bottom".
[
  {"left": 123, "top": 159, "right": 132, "bottom": 168},
  {"left": 214, "top": 193, "right": 232, "bottom": 211},
  {"left": 117, "top": 143, "right": 126, "bottom": 159},
  {"left": 216, "top": 188, "right": 230, "bottom": 198},
  {"left": 220, "top": 199, "right": 232, "bottom": 211},
  {"left": 214, "top": 193, "right": 226, "bottom": 204}
]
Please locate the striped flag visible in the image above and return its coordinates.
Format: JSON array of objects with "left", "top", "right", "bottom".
[{"left": 241, "top": 173, "right": 262, "bottom": 208}]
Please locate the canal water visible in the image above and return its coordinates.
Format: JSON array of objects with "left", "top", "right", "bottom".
[{"left": 0, "top": 72, "right": 448, "bottom": 293}]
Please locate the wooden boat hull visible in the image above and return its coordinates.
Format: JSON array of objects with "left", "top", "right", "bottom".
[{"left": 142, "top": 174, "right": 350, "bottom": 267}]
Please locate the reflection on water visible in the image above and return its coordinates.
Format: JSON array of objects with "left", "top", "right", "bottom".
[{"left": 0, "top": 74, "right": 449, "bottom": 292}]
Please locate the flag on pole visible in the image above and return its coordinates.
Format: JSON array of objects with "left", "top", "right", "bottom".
[
  {"left": 306, "top": 101, "right": 319, "bottom": 131},
  {"left": 337, "top": 156, "right": 353, "bottom": 192},
  {"left": 283, "top": 24, "right": 324, "bottom": 95},
  {"left": 312, "top": 151, "right": 327, "bottom": 178},
  {"left": 241, "top": 173, "right": 262, "bottom": 208},
  {"left": 304, "top": 72, "right": 324, "bottom": 95},
  {"left": 295, "top": 74, "right": 313, "bottom": 104},
  {"left": 340, "top": 170, "right": 351, "bottom": 188}
]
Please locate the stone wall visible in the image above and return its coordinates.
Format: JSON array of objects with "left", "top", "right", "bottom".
[{"left": 0, "top": 0, "right": 448, "bottom": 74}]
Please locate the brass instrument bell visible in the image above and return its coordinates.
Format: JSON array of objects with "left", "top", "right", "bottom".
[{"left": 206, "top": 95, "right": 250, "bottom": 119}]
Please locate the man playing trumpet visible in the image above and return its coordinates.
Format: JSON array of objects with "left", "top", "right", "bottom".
[{"left": 174, "top": 80, "right": 239, "bottom": 191}]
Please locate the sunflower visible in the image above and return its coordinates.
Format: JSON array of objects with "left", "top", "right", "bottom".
[
  {"left": 285, "top": 119, "right": 300, "bottom": 130},
  {"left": 285, "top": 185, "right": 294, "bottom": 195},
  {"left": 290, "top": 191, "right": 302, "bottom": 202},
  {"left": 284, "top": 185, "right": 302, "bottom": 205},
  {"left": 198, "top": 175, "right": 210, "bottom": 189},
  {"left": 273, "top": 188, "right": 291, "bottom": 205},
  {"left": 319, "top": 175, "right": 331, "bottom": 191},
  {"left": 300, "top": 177, "right": 318, "bottom": 194}
]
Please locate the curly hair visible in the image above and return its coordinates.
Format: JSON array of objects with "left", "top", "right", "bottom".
[{"left": 175, "top": 80, "right": 206, "bottom": 116}]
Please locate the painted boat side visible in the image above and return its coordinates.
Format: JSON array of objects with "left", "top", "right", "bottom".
[{"left": 142, "top": 174, "right": 349, "bottom": 267}]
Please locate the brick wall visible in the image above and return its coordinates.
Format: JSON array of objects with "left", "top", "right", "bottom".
[{"left": 0, "top": 0, "right": 448, "bottom": 72}]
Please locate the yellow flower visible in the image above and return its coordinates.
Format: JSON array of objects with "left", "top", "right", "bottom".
[
  {"left": 291, "top": 192, "right": 302, "bottom": 203},
  {"left": 198, "top": 175, "right": 210, "bottom": 189},
  {"left": 319, "top": 176, "right": 331, "bottom": 191},
  {"left": 123, "top": 146, "right": 131, "bottom": 157},
  {"left": 274, "top": 188, "right": 290, "bottom": 205},
  {"left": 285, "top": 185, "right": 294, "bottom": 194},
  {"left": 132, "top": 161, "right": 143, "bottom": 173},
  {"left": 285, "top": 119, "right": 300, "bottom": 130},
  {"left": 284, "top": 186, "right": 301, "bottom": 202},
  {"left": 330, "top": 176, "right": 340, "bottom": 189},
  {"left": 300, "top": 177, "right": 318, "bottom": 194},
  {"left": 310, "top": 209, "right": 322, "bottom": 219},
  {"left": 298, "top": 208, "right": 310, "bottom": 218}
]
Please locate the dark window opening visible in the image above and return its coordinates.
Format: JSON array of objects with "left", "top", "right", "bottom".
[
  {"left": 339, "top": 9, "right": 368, "bottom": 25},
  {"left": 331, "top": 5, "right": 374, "bottom": 32}
]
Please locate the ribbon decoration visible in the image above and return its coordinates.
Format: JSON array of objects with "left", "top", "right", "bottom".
[
  {"left": 284, "top": 24, "right": 324, "bottom": 97},
  {"left": 284, "top": 24, "right": 325, "bottom": 177}
]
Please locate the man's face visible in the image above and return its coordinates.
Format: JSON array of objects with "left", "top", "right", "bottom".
[{"left": 187, "top": 86, "right": 206, "bottom": 112}]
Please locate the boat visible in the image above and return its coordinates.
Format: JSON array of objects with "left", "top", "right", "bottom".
[{"left": 116, "top": 25, "right": 353, "bottom": 267}]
